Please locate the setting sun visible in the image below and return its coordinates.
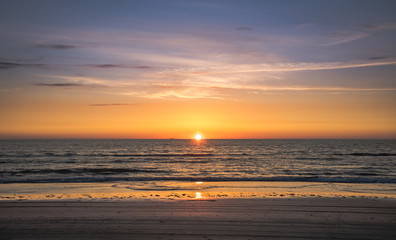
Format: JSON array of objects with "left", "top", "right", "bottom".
[{"left": 195, "top": 134, "right": 202, "bottom": 140}]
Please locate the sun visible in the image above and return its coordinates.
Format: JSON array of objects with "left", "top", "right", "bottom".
[{"left": 195, "top": 134, "right": 202, "bottom": 140}]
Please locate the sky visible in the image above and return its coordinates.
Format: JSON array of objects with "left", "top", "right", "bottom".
[{"left": 0, "top": 0, "right": 395, "bottom": 139}]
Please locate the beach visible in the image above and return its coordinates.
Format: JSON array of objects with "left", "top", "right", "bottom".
[
  {"left": 1, "top": 181, "right": 396, "bottom": 239},
  {"left": 1, "top": 198, "right": 395, "bottom": 239}
]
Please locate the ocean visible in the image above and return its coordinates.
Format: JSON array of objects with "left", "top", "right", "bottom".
[{"left": 1, "top": 139, "right": 395, "bottom": 184}]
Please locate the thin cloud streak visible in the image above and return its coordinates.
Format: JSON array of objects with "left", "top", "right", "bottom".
[
  {"left": 144, "top": 88, "right": 225, "bottom": 100},
  {"left": 142, "top": 85, "right": 396, "bottom": 100},
  {"left": 47, "top": 75, "right": 117, "bottom": 86},
  {"left": 34, "top": 83, "right": 84, "bottom": 87},
  {"left": 369, "top": 56, "right": 393, "bottom": 60},
  {"left": 39, "top": 73, "right": 396, "bottom": 101},
  {"left": 0, "top": 61, "right": 45, "bottom": 70},
  {"left": 0, "top": 60, "right": 154, "bottom": 71},
  {"left": 37, "top": 56, "right": 396, "bottom": 100},
  {"left": 321, "top": 32, "right": 369, "bottom": 46},
  {"left": 364, "top": 22, "right": 396, "bottom": 30},
  {"left": 85, "top": 64, "right": 152, "bottom": 69},
  {"left": 158, "top": 59, "right": 396, "bottom": 75},
  {"left": 35, "top": 44, "right": 77, "bottom": 50},
  {"left": 236, "top": 27, "right": 254, "bottom": 31}
]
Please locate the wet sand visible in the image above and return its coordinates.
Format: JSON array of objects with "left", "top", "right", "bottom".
[
  {"left": 1, "top": 198, "right": 395, "bottom": 239},
  {"left": 2, "top": 181, "right": 396, "bottom": 200}
]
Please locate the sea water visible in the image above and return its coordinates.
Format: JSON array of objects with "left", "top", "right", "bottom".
[{"left": 1, "top": 139, "right": 395, "bottom": 184}]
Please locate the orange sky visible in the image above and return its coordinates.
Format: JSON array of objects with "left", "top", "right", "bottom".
[{"left": 1, "top": 87, "right": 395, "bottom": 139}]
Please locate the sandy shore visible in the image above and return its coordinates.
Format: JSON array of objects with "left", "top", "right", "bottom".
[
  {"left": 1, "top": 182, "right": 395, "bottom": 239},
  {"left": 1, "top": 198, "right": 395, "bottom": 239},
  {"left": 2, "top": 181, "right": 396, "bottom": 200}
]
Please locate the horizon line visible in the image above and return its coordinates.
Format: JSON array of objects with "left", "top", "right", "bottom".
[{"left": 0, "top": 138, "right": 395, "bottom": 140}]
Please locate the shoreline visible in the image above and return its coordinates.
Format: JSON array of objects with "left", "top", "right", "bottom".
[{"left": 1, "top": 181, "right": 395, "bottom": 201}]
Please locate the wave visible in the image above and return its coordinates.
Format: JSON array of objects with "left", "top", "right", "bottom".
[
  {"left": 2, "top": 168, "right": 168, "bottom": 175},
  {"left": 1, "top": 176, "right": 395, "bottom": 184},
  {"left": 108, "top": 153, "right": 215, "bottom": 157},
  {"left": 294, "top": 157, "right": 339, "bottom": 161},
  {"left": 4, "top": 151, "right": 393, "bottom": 159},
  {"left": 335, "top": 153, "right": 396, "bottom": 157},
  {"left": 0, "top": 152, "right": 215, "bottom": 158}
]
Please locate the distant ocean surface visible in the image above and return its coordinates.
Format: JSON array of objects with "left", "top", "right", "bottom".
[{"left": 0, "top": 139, "right": 395, "bottom": 184}]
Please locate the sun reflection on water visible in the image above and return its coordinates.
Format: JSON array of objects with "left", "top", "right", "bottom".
[{"left": 195, "top": 192, "right": 202, "bottom": 199}]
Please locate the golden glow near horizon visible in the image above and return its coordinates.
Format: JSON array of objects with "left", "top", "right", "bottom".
[{"left": 195, "top": 134, "right": 202, "bottom": 140}]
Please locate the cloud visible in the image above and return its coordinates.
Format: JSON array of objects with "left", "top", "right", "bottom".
[
  {"left": 34, "top": 83, "right": 84, "bottom": 87},
  {"left": 369, "top": 56, "right": 393, "bottom": 60},
  {"left": 39, "top": 65, "right": 396, "bottom": 101},
  {"left": 364, "top": 23, "right": 396, "bottom": 31},
  {"left": 0, "top": 62, "right": 21, "bottom": 69},
  {"left": 86, "top": 64, "right": 152, "bottom": 69},
  {"left": 145, "top": 87, "right": 224, "bottom": 99},
  {"left": 138, "top": 84, "right": 396, "bottom": 100},
  {"left": 157, "top": 59, "right": 396, "bottom": 76},
  {"left": 0, "top": 61, "right": 44, "bottom": 70},
  {"left": 47, "top": 75, "right": 122, "bottom": 86},
  {"left": 322, "top": 32, "right": 369, "bottom": 46},
  {"left": 35, "top": 44, "right": 77, "bottom": 50},
  {"left": 236, "top": 27, "right": 253, "bottom": 31},
  {"left": 1, "top": 60, "right": 153, "bottom": 71},
  {"left": 217, "top": 85, "right": 396, "bottom": 92},
  {"left": 89, "top": 103, "right": 131, "bottom": 106}
]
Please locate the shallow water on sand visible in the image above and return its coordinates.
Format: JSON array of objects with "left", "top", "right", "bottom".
[{"left": 1, "top": 181, "right": 395, "bottom": 201}]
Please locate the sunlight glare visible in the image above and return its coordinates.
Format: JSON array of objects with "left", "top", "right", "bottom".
[{"left": 195, "top": 134, "right": 202, "bottom": 140}]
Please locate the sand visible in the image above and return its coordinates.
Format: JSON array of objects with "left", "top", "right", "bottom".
[
  {"left": 1, "top": 198, "right": 395, "bottom": 239},
  {"left": 1, "top": 182, "right": 395, "bottom": 239}
]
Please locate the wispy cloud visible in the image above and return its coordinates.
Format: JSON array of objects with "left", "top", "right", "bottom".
[
  {"left": 364, "top": 22, "right": 396, "bottom": 31},
  {"left": 321, "top": 32, "right": 369, "bottom": 46},
  {"left": 369, "top": 56, "right": 393, "bottom": 60},
  {"left": 236, "top": 27, "right": 253, "bottom": 31},
  {"left": 35, "top": 44, "right": 77, "bottom": 50},
  {"left": 47, "top": 75, "right": 124, "bottom": 86},
  {"left": 33, "top": 83, "right": 84, "bottom": 87},
  {"left": 143, "top": 84, "right": 396, "bottom": 100},
  {"left": 41, "top": 70, "right": 396, "bottom": 102},
  {"left": 144, "top": 86, "right": 225, "bottom": 100},
  {"left": 0, "top": 61, "right": 44, "bottom": 70},
  {"left": 0, "top": 62, "right": 22, "bottom": 69},
  {"left": 0, "top": 60, "right": 154, "bottom": 71},
  {"left": 85, "top": 64, "right": 152, "bottom": 69},
  {"left": 212, "top": 84, "right": 396, "bottom": 92},
  {"left": 157, "top": 59, "right": 396, "bottom": 75},
  {"left": 35, "top": 56, "right": 396, "bottom": 100}
]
